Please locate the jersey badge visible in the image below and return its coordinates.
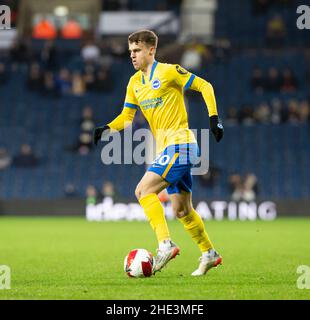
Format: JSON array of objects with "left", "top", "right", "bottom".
[
  {"left": 152, "top": 78, "right": 161, "bottom": 90},
  {"left": 176, "top": 65, "right": 188, "bottom": 75}
]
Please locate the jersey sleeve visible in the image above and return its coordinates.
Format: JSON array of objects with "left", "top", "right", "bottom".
[
  {"left": 107, "top": 107, "right": 136, "bottom": 131},
  {"left": 124, "top": 77, "right": 139, "bottom": 110},
  {"left": 107, "top": 77, "right": 138, "bottom": 131},
  {"left": 170, "top": 64, "right": 196, "bottom": 90},
  {"left": 190, "top": 75, "right": 218, "bottom": 117}
]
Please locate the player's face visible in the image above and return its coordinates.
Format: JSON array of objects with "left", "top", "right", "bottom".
[{"left": 128, "top": 42, "right": 154, "bottom": 71}]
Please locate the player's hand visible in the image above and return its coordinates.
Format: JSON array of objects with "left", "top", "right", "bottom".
[
  {"left": 93, "top": 125, "right": 110, "bottom": 145},
  {"left": 209, "top": 115, "right": 224, "bottom": 142}
]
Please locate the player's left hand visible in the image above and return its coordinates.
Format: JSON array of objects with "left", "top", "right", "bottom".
[{"left": 209, "top": 115, "right": 224, "bottom": 142}]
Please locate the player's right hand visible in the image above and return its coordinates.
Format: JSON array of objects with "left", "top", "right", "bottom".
[{"left": 93, "top": 125, "right": 110, "bottom": 145}]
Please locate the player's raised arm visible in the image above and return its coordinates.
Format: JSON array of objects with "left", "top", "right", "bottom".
[
  {"left": 189, "top": 75, "right": 224, "bottom": 142},
  {"left": 93, "top": 79, "right": 138, "bottom": 145},
  {"left": 172, "top": 64, "right": 224, "bottom": 142}
]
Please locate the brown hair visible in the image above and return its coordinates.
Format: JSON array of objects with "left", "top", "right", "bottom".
[{"left": 128, "top": 30, "right": 158, "bottom": 49}]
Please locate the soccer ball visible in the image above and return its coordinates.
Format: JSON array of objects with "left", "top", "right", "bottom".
[{"left": 124, "top": 248, "right": 154, "bottom": 278}]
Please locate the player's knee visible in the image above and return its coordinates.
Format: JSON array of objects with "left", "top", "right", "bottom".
[
  {"left": 135, "top": 184, "right": 150, "bottom": 200},
  {"left": 135, "top": 185, "right": 142, "bottom": 200}
]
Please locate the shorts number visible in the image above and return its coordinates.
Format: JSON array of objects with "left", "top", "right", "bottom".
[{"left": 153, "top": 154, "right": 170, "bottom": 166}]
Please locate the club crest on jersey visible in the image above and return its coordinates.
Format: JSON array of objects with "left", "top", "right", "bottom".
[
  {"left": 176, "top": 65, "right": 188, "bottom": 75},
  {"left": 152, "top": 79, "right": 161, "bottom": 90}
]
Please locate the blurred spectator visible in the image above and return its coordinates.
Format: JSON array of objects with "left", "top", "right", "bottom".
[
  {"left": 0, "top": 63, "right": 9, "bottom": 86},
  {"left": 81, "top": 42, "right": 100, "bottom": 63},
  {"left": 181, "top": 41, "right": 211, "bottom": 72},
  {"left": 243, "top": 174, "right": 258, "bottom": 201},
  {"left": 251, "top": 67, "right": 265, "bottom": 93},
  {"left": 80, "top": 106, "right": 96, "bottom": 132},
  {"left": 72, "top": 72, "right": 86, "bottom": 96},
  {"left": 61, "top": 20, "right": 82, "bottom": 39},
  {"left": 287, "top": 99, "right": 300, "bottom": 123},
  {"left": 270, "top": 98, "right": 284, "bottom": 124},
  {"left": 26, "top": 63, "right": 42, "bottom": 91},
  {"left": 225, "top": 99, "right": 310, "bottom": 126},
  {"left": 251, "top": 66, "right": 298, "bottom": 94},
  {"left": 226, "top": 107, "right": 239, "bottom": 126},
  {"left": 0, "top": 148, "right": 11, "bottom": 170},
  {"left": 12, "top": 144, "right": 39, "bottom": 168},
  {"left": 32, "top": 19, "right": 57, "bottom": 40},
  {"left": 101, "top": 181, "right": 115, "bottom": 198},
  {"left": 86, "top": 182, "right": 120, "bottom": 204},
  {"left": 42, "top": 71, "right": 58, "bottom": 98},
  {"left": 55, "top": 68, "right": 72, "bottom": 95},
  {"left": 229, "top": 174, "right": 243, "bottom": 201},
  {"left": 254, "top": 103, "right": 270, "bottom": 123},
  {"left": 299, "top": 100, "right": 310, "bottom": 123},
  {"left": 78, "top": 106, "right": 95, "bottom": 154},
  {"left": 266, "top": 14, "right": 286, "bottom": 47},
  {"left": 229, "top": 173, "right": 258, "bottom": 201},
  {"left": 68, "top": 106, "right": 96, "bottom": 155},
  {"left": 266, "top": 67, "right": 281, "bottom": 91},
  {"left": 100, "top": 181, "right": 118, "bottom": 201},
  {"left": 64, "top": 183, "right": 79, "bottom": 198},
  {"left": 281, "top": 68, "right": 298, "bottom": 93},
  {"left": 77, "top": 133, "right": 93, "bottom": 155},
  {"left": 83, "top": 64, "right": 96, "bottom": 91},
  {"left": 86, "top": 185, "right": 98, "bottom": 205},
  {"left": 239, "top": 105, "right": 255, "bottom": 125}
]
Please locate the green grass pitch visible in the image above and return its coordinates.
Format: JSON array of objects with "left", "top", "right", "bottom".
[{"left": 0, "top": 217, "right": 310, "bottom": 300}]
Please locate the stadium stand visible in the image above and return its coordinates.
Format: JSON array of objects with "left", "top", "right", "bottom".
[{"left": 0, "top": 0, "right": 309, "bottom": 201}]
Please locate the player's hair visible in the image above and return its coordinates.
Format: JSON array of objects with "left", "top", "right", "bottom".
[{"left": 128, "top": 30, "right": 158, "bottom": 49}]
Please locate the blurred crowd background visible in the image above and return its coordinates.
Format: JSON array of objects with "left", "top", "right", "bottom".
[{"left": 0, "top": 0, "right": 309, "bottom": 203}]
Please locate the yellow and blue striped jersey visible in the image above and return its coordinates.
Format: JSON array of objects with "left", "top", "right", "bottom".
[{"left": 108, "top": 60, "right": 218, "bottom": 153}]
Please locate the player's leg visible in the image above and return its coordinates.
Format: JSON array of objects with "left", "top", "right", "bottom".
[
  {"left": 170, "top": 190, "right": 213, "bottom": 253},
  {"left": 135, "top": 171, "right": 180, "bottom": 272},
  {"left": 135, "top": 171, "right": 170, "bottom": 243},
  {"left": 170, "top": 187, "right": 222, "bottom": 276}
]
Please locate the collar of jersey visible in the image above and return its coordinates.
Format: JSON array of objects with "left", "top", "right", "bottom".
[{"left": 141, "top": 60, "right": 158, "bottom": 84}]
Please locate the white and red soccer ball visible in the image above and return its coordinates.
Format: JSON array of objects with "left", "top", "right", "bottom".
[{"left": 124, "top": 248, "right": 154, "bottom": 278}]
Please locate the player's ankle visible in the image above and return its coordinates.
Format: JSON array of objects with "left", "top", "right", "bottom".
[
  {"left": 202, "top": 248, "right": 217, "bottom": 258},
  {"left": 158, "top": 239, "right": 173, "bottom": 251}
]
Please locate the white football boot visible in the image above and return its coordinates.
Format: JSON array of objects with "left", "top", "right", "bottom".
[
  {"left": 191, "top": 249, "right": 222, "bottom": 276},
  {"left": 153, "top": 240, "right": 180, "bottom": 273}
]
